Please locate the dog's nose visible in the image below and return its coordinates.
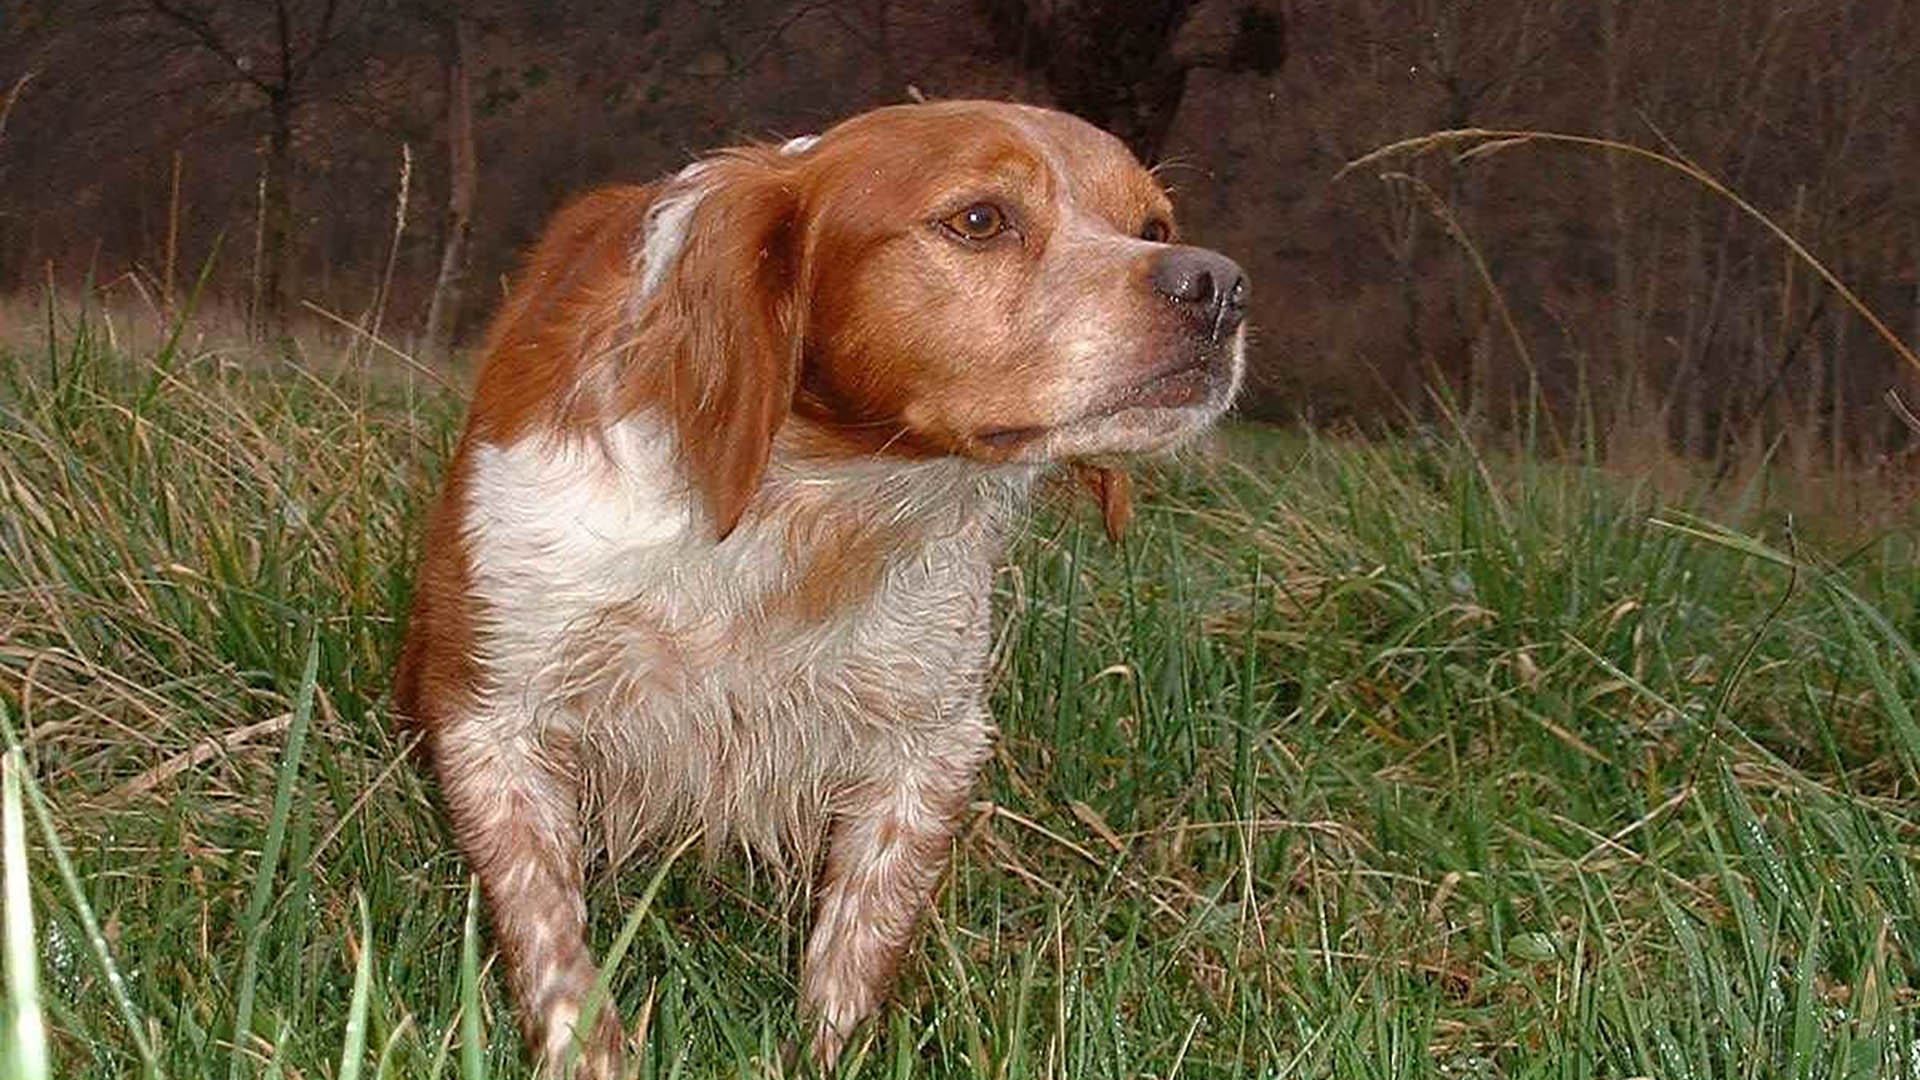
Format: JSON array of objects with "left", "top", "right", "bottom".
[{"left": 1149, "top": 247, "right": 1248, "bottom": 341}]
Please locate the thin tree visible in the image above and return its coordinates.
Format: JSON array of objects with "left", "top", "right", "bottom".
[
  {"left": 130, "top": 0, "right": 365, "bottom": 341},
  {"left": 419, "top": 1, "right": 475, "bottom": 363}
]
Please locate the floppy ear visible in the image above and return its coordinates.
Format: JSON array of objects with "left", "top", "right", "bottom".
[
  {"left": 646, "top": 156, "right": 803, "bottom": 540},
  {"left": 1072, "top": 463, "right": 1134, "bottom": 543}
]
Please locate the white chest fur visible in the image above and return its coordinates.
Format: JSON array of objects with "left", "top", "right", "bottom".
[{"left": 458, "top": 415, "right": 1034, "bottom": 863}]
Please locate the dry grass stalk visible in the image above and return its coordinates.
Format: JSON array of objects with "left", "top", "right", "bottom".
[{"left": 1341, "top": 128, "right": 1920, "bottom": 381}]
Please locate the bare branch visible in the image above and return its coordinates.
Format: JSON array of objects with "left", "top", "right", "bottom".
[{"left": 144, "top": 0, "right": 271, "bottom": 93}]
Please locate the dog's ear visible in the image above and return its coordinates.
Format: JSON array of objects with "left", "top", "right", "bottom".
[
  {"left": 645, "top": 155, "right": 804, "bottom": 540},
  {"left": 1073, "top": 463, "right": 1133, "bottom": 543}
]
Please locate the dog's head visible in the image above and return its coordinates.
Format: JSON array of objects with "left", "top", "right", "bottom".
[{"left": 484, "top": 100, "right": 1248, "bottom": 538}]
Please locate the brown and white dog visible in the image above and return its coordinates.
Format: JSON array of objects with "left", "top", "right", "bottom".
[{"left": 394, "top": 100, "right": 1246, "bottom": 1076}]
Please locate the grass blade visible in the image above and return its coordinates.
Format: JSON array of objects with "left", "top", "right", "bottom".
[
  {"left": 0, "top": 700, "right": 164, "bottom": 1079},
  {"left": 338, "top": 892, "right": 373, "bottom": 1080},
  {"left": 2, "top": 745, "right": 49, "bottom": 1080},
  {"left": 569, "top": 828, "right": 701, "bottom": 1077},
  {"left": 228, "top": 631, "right": 320, "bottom": 1080},
  {"left": 460, "top": 876, "right": 487, "bottom": 1080}
]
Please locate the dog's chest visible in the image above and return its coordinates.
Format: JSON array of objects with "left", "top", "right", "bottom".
[
  {"left": 464, "top": 421, "right": 1009, "bottom": 695},
  {"left": 458, "top": 419, "right": 1025, "bottom": 856}
]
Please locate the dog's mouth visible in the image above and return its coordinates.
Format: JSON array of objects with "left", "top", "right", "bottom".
[{"left": 974, "top": 355, "right": 1224, "bottom": 453}]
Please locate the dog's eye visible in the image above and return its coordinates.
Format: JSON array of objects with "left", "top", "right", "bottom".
[
  {"left": 942, "top": 203, "right": 1009, "bottom": 242},
  {"left": 1140, "top": 218, "right": 1172, "bottom": 243}
]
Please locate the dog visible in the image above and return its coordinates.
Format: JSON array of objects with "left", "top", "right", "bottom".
[{"left": 394, "top": 99, "right": 1247, "bottom": 1077}]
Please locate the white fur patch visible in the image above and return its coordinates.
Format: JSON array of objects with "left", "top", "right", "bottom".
[
  {"left": 465, "top": 417, "right": 692, "bottom": 575},
  {"left": 636, "top": 161, "right": 714, "bottom": 300},
  {"left": 462, "top": 414, "right": 1035, "bottom": 865},
  {"left": 463, "top": 416, "right": 694, "bottom": 716},
  {"left": 779, "top": 134, "right": 820, "bottom": 156}
]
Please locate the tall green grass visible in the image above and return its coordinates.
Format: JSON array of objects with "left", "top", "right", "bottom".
[{"left": 0, "top": 307, "right": 1916, "bottom": 1078}]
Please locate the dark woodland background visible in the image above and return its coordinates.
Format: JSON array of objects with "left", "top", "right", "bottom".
[{"left": 4, "top": 0, "right": 1918, "bottom": 464}]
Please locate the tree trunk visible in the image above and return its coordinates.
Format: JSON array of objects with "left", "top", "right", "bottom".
[
  {"left": 1600, "top": 0, "right": 1640, "bottom": 435},
  {"left": 423, "top": 9, "right": 476, "bottom": 363},
  {"left": 257, "top": 89, "right": 295, "bottom": 343},
  {"left": 1910, "top": 224, "right": 1920, "bottom": 406}
]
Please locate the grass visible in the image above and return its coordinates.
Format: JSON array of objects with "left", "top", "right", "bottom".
[{"left": 0, "top": 301, "right": 1917, "bottom": 1079}]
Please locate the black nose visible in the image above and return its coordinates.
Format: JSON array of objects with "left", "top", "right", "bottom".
[{"left": 1149, "top": 247, "right": 1248, "bottom": 340}]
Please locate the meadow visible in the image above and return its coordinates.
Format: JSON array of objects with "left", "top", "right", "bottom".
[{"left": 1, "top": 303, "right": 1917, "bottom": 1078}]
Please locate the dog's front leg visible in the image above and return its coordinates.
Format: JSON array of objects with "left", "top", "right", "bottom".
[
  {"left": 433, "top": 717, "right": 622, "bottom": 1079},
  {"left": 800, "top": 709, "right": 993, "bottom": 1066}
]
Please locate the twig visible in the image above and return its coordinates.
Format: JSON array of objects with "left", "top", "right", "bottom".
[
  {"left": 309, "top": 730, "right": 423, "bottom": 862},
  {"left": 0, "top": 72, "right": 35, "bottom": 149},
  {"left": 109, "top": 715, "right": 291, "bottom": 802},
  {"left": 1885, "top": 390, "right": 1920, "bottom": 439},
  {"left": 1340, "top": 128, "right": 1920, "bottom": 378},
  {"left": 1575, "top": 784, "right": 1694, "bottom": 869},
  {"left": 367, "top": 144, "right": 411, "bottom": 353},
  {"left": 299, "top": 300, "right": 454, "bottom": 389}
]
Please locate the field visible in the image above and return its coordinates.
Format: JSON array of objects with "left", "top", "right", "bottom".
[{"left": 2, "top": 309, "right": 1918, "bottom": 1078}]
